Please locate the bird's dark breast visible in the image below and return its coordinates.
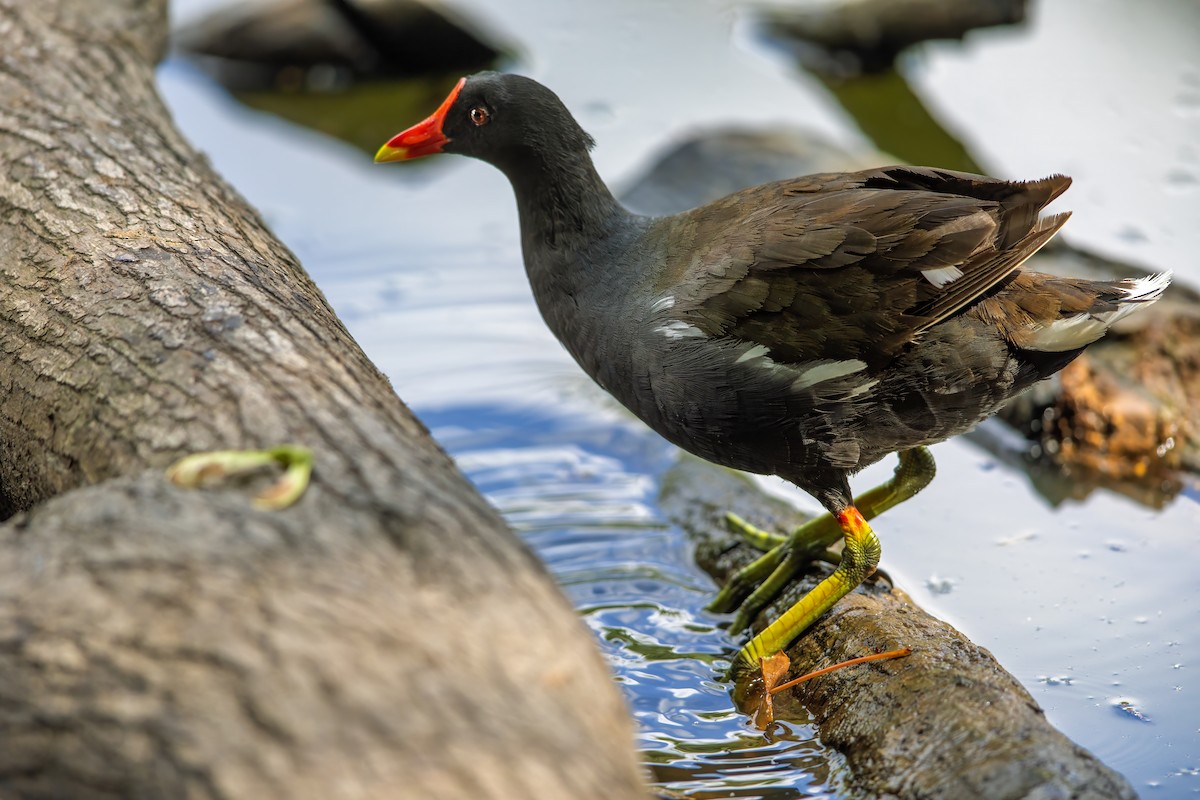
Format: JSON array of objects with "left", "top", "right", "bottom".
[{"left": 625, "top": 312, "right": 1037, "bottom": 485}]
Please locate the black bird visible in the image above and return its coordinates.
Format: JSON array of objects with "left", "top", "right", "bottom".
[{"left": 376, "top": 72, "right": 1170, "bottom": 676}]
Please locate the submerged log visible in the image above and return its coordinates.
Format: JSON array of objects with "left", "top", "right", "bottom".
[
  {"left": 753, "top": 0, "right": 1028, "bottom": 76},
  {"left": 1032, "top": 310, "right": 1199, "bottom": 481},
  {"left": 0, "top": 1, "right": 647, "bottom": 798},
  {"left": 175, "top": 0, "right": 502, "bottom": 80},
  {"left": 661, "top": 456, "right": 1137, "bottom": 800}
]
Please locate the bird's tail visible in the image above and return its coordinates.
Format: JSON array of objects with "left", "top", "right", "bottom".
[{"left": 1015, "top": 270, "right": 1173, "bottom": 353}]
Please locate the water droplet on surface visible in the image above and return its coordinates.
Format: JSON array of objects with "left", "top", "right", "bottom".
[
  {"left": 1175, "top": 90, "right": 1200, "bottom": 118},
  {"left": 924, "top": 575, "right": 958, "bottom": 595},
  {"left": 1039, "top": 675, "right": 1075, "bottom": 686},
  {"left": 581, "top": 101, "right": 616, "bottom": 125},
  {"left": 1113, "top": 697, "right": 1152, "bottom": 722},
  {"left": 1166, "top": 168, "right": 1199, "bottom": 193},
  {"left": 1116, "top": 225, "right": 1149, "bottom": 244},
  {"left": 1177, "top": 68, "right": 1200, "bottom": 116}
]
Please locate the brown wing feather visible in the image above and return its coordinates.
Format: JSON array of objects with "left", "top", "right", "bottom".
[
  {"left": 664, "top": 166, "right": 1071, "bottom": 369},
  {"left": 909, "top": 210, "right": 1070, "bottom": 327}
]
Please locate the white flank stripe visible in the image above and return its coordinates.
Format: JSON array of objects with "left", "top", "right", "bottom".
[
  {"left": 791, "top": 359, "right": 867, "bottom": 390},
  {"left": 921, "top": 265, "right": 964, "bottom": 288},
  {"left": 844, "top": 379, "right": 879, "bottom": 399},
  {"left": 735, "top": 344, "right": 770, "bottom": 364},
  {"left": 654, "top": 320, "right": 705, "bottom": 340},
  {"left": 650, "top": 295, "right": 676, "bottom": 313}
]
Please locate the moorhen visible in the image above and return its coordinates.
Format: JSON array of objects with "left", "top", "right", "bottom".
[{"left": 375, "top": 72, "right": 1170, "bottom": 677}]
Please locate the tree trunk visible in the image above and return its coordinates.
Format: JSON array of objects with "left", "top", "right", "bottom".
[{"left": 0, "top": 1, "right": 648, "bottom": 798}]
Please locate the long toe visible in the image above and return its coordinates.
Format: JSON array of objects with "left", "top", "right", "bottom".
[{"left": 707, "top": 543, "right": 788, "bottom": 614}]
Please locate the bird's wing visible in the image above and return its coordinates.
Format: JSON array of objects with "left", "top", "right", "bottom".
[{"left": 659, "top": 166, "right": 1070, "bottom": 370}]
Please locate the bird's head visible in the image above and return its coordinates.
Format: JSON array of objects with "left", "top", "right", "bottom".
[{"left": 374, "top": 72, "right": 594, "bottom": 173}]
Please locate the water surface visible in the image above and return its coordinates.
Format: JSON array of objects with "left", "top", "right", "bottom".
[{"left": 164, "top": 1, "right": 1199, "bottom": 795}]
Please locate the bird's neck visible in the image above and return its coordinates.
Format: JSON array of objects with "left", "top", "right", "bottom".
[
  {"left": 498, "top": 145, "right": 630, "bottom": 258},
  {"left": 496, "top": 145, "right": 644, "bottom": 395}
]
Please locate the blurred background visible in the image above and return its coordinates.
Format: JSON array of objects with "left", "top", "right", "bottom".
[{"left": 163, "top": 1, "right": 1198, "bottom": 796}]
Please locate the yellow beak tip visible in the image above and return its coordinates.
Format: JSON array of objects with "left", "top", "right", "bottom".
[{"left": 374, "top": 144, "right": 407, "bottom": 163}]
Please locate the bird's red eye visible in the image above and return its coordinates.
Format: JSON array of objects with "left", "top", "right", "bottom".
[{"left": 470, "top": 106, "right": 490, "bottom": 126}]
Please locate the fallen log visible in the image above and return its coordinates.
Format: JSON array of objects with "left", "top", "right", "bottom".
[
  {"left": 661, "top": 456, "right": 1137, "bottom": 800},
  {"left": 0, "top": 1, "right": 648, "bottom": 797}
]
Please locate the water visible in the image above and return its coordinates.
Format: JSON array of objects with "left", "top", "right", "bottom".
[
  {"left": 429, "top": 408, "right": 835, "bottom": 797},
  {"left": 164, "top": 0, "right": 1200, "bottom": 796}
]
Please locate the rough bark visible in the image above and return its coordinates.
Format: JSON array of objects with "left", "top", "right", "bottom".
[
  {"left": 0, "top": 1, "right": 648, "bottom": 798},
  {"left": 661, "top": 456, "right": 1137, "bottom": 800}
]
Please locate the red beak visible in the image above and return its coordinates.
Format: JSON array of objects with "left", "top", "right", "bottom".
[{"left": 375, "top": 77, "right": 467, "bottom": 162}]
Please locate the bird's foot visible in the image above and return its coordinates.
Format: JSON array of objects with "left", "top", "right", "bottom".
[
  {"left": 707, "top": 510, "right": 842, "bottom": 626},
  {"left": 706, "top": 536, "right": 786, "bottom": 616},
  {"left": 166, "top": 444, "right": 313, "bottom": 510},
  {"left": 712, "top": 447, "right": 936, "bottom": 639},
  {"left": 726, "top": 506, "right": 880, "bottom": 674},
  {"left": 725, "top": 511, "right": 788, "bottom": 550}
]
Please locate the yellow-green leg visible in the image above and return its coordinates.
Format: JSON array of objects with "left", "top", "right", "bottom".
[
  {"left": 736, "top": 506, "right": 880, "bottom": 670},
  {"left": 710, "top": 447, "right": 936, "bottom": 675}
]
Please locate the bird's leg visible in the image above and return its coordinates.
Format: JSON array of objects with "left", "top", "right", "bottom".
[
  {"left": 731, "top": 505, "right": 880, "bottom": 675},
  {"left": 852, "top": 445, "right": 936, "bottom": 523},
  {"left": 710, "top": 447, "right": 935, "bottom": 643}
]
